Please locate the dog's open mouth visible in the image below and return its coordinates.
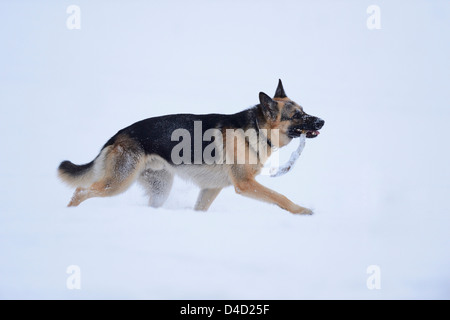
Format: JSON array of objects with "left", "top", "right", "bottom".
[
  {"left": 291, "top": 128, "right": 320, "bottom": 139},
  {"left": 304, "top": 130, "right": 320, "bottom": 138}
]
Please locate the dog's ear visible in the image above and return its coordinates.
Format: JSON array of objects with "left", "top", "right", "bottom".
[
  {"left": 259, "top": 92, "right": 279, "bottom": 120},
  {"left": 274, "top": 79, "right": 287, "bottom": 99}
]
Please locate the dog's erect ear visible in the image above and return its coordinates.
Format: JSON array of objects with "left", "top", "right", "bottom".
[
  {"left": 259, "top": 92, "right": 279, "bottom": 120},
  {"left": 274, "top": 79, "right": 287, "bottom": 99}
]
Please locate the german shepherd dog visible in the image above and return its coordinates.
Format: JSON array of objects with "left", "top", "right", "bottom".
[{"left": 58, "top": 80, "right": 324, "bottom": 214}]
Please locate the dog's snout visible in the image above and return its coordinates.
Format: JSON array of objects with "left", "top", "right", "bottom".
[{"left": 315, "top": 118, "right": 325, "bottom": 129}]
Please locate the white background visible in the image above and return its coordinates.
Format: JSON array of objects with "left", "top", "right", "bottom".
[{"left": 0, "top": 0, "right": 449, "bottom": 299}]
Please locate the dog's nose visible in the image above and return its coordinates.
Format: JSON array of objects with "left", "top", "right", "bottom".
[{"left": 315, "top": 118, "right": 325, "bottom": 129}]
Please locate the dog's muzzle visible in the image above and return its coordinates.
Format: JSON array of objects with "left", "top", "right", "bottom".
[{"left": 290, "top": 117, "right": 325, "bottom": 139}]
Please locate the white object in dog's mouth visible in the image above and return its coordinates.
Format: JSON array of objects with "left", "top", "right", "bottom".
[{"left": 270, "top": 133, "right": 306, "bottom": 178}]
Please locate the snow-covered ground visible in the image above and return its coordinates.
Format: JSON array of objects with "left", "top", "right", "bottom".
[{"left": 0, "top": 1, "right": 449, "bottom": 299}]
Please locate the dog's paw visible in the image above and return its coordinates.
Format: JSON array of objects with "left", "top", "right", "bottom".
[{"left": 290, "top": 205, "right": 313, "bottom": 215}]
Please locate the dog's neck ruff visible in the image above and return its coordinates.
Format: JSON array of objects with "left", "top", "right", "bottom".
[{"left": 254, "top": 116, "right": 273, "bottom": 148}]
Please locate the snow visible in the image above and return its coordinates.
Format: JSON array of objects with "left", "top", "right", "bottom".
[{"left": 1, "top": 1, "right": 449, "bottom": 299}]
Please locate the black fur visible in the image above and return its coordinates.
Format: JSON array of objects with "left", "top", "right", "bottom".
[
  {"left": 259, "top": 92, "right": 279, "bottom": 120},
  {"left": 59, "top": 160, "right": 95, "bottom": 176},
  {"left": 101, "top": 107, "right": 266, "bottom": 165},
  {"left": 274, "top": 79, "right": 287, "bottom": 98}
]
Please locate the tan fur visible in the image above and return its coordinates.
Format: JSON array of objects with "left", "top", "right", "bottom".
[
  {"left": 265, "top": 101, "right": 294, "bottom": 148},
  {"left": 273, "top": 97, "right": 290, "bottom": 102},
  {"left": 233, "top": 178, "right": 312, "bottom": 214},
  {"left": 66, "top": 135, "right": 146, "bottom": 207}
]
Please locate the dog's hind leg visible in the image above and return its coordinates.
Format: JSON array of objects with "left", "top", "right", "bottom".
[
  {"left": 194, "top": 188, "right": 222, "bottom": 211},
  {"left": 67, "top": 138, "right": 145, "bottom": 207},
  {"left": 138, "top": 169, "right": 174, "bottom": 208}
]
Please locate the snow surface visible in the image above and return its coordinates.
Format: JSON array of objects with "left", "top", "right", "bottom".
[{"left": 0, "top": 1, "right": 449, "bottom": 299}]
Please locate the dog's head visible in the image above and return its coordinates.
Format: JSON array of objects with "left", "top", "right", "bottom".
[{"left": 258, "top": 79, "right": 324, "bottom": 147}]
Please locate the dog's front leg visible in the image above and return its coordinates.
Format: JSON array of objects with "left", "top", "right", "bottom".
[{"left": 232, "top": 179, "right": 312, "bottom": 215}]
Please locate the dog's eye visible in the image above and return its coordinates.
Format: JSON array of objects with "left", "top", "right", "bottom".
[{"left": 292, "top": 111, "right": 302, "bottom": 119}]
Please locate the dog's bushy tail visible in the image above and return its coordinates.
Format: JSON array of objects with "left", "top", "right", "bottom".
[{"left": 58, "top": 159, "right": 97, "bottom": 188}]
